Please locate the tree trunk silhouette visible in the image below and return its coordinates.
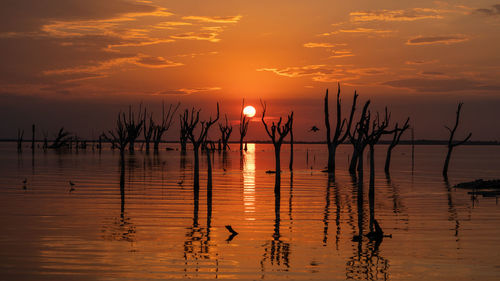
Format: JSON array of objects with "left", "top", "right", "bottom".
[
  {"left": 219, "top": 115, "right": 232, "bottom": 151},
  {"left": 124, "top": 105, "right": 144, "bottom": 153},
  {"left": 289, "top": 112, "right": 294, "bottom": 171},
  {"left": 182, "top": 104, "right": 220, "bottom": 187},
  {"left": 384, "top": 118, "right": 410, "bottom": 174},
  {"left": 239, "top": 99, "right": 250, "bottom": 151},
  {"left": 443, "top": 103, "right": 471, "bottom": 179},
  {"left": 348, "top": 101, "right": 371, "bottom": 174},
  {"left": 324, "top": 85, "right": 358, "bottom": 173},
  {"left": 261, "top": 100, "right": 293, "bottom": 189}
]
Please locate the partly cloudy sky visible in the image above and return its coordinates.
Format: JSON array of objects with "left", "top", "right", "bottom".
[{"left": 0, "top": 0, "right": 499, "bottom": 140}]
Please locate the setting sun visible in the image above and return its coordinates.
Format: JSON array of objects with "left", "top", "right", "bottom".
[{"left": 243, "top": 105, "right": 256, "bottom": 117}]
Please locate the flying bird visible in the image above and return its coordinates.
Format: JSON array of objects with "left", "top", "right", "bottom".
[
  {"left": 309, "top": 126, "right": 320, "bottom": 132},
  {"left": 225, "top": 225, "right": 238, "bottom": 235},
  {"left": 225, "top": 225, "right": 239, "bottom": 242},
  {"left": 69, "top": 181, "right": 75, "bottom": 192}
]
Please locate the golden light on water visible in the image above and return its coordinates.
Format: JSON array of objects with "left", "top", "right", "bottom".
[
  {"left": 243, "top": 106, "right": 256, "bottom": 118},
  {"left": 243, "top": 143, "right": 256, "bottom": 220}
]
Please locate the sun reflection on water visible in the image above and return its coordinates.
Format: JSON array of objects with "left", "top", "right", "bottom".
[{"left": 243, "top": 143, "right": 256, "bottom": 220}]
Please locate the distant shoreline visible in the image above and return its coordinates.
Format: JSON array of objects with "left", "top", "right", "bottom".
[{"left": 2, "top": 139, "right": 499, "bottom": 145}]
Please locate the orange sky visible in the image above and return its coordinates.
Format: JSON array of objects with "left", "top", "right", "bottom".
[{"left": 0, "top": 1, "right": 499, "bottom": 140}]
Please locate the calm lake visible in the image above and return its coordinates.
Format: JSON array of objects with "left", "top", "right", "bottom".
[{"left": 1, "top": 143, "right": 499, "bottom": 280}]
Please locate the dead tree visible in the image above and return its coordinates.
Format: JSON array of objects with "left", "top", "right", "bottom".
[
  {"left": 443, "top": 103, "right": 471, "bottom": 179},
  {"left": 261, "top": 100, "right": 293, "bottom": 187},
  {"left": 384, "top": 118, "right": 410, "bottom": 174},
  {"left": 153, "top": 102, "right": 179, "bottom": 152},
  {"left": 218, "top": 114, "right": 233, "bottom": 151},
  {"left": 239, "top": 99, "right": 250, "bottom": 151},
  {"left": 124, "top": 105, "right": 144, "bottom": 152},
  {"left": 105, "top": 112, "right": 129, "bottom": 156},
  {"left": 42, "top": 130, "right": 48, "bottom": 150},
  {"left": 17, "top": 129, "right": 24, "bottom": 152},
  {"left": 31, "top": 124, "right": 35, "bottom": 150},
  {"left": 143, "top": 108, "right": 155, "bottom": 153},
  {"left": 50, "top": 127, "right": 71, "bottom": 149},
  {"left": 179, "top": 115, "right": 189, "bottom": 152},
  {"left": 348, "top": 101, "right": 371, "bottom": 173},
  {"left": 366, "top": 108, "right": 391, "bottom": 181},
  {"left": 182, "top": 104, "right": 220, "bottom": 187},
  {"left": 289, "top": 112, "right": 294, "bottom": 170},
  {"left": 324, "top": 85, "right": 358, "bottom": 173}
]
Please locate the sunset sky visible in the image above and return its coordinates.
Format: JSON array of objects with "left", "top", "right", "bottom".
[{"left": 1, "top": 0, "right": 499, "bottom": 141}]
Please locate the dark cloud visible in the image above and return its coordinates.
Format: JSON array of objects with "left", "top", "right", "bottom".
[
  {"left": 475, "top": 4, "right": 500, "bottom": 16},
  {"left": 0, "top": 0, "right": 157, "bottom": 33},
  {"left": 420, "top": 71, "right": 445, "bottom": 76},
  {"left": 406, "top": 35, "right": 468, "bottom": 45},
  {"left": 384, "top": 78, "right": 500, "bottom": 92}
]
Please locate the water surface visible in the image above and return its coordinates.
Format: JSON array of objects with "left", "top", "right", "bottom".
[{"left": 1, "top": 143, "right": 499, "bottom": 280}]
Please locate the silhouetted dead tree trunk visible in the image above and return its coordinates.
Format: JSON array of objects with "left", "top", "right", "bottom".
[
  {"left": 50, "top": 127, "right": 71, "bottom": 149},
  {"left": 289, "top": 112, "right": 294, "bottom": 171},
  {"left": 239, "top": 99, "right": 250, "bottom": 151},
  {"left": 153, "top": 102, "right": 179, "bottom": 152},
  {"left": 367, "top": 108, "right": 391, "bottom": 182},
  {"left": 261, "top": 100, "right": 293, "bottom": 188},
  {"left": 42, "top": 130, "right": 48, "bottom": 150},
  {"left": 17, "top": 129, "right": 24, "bottom": 152},
  {"left": 105, "top": 112, "right": 129, "bottom": 156},
  {"left": 443, "top": 103, "right": 471, "bottom": 179},
  {"left": 179, "top": 114, "right": 189, "bottom": 152},
  {"left": 384, "top": 118, "right": 410, "bottom": 174},
  {"left": 183, "top": 104, "right": 219, "bottom": 188},
  {"left": 31, "top": 124, "right": 35, "bottom": 150},
  {"left": 219, "top": 114, "right": 232, "bottom": 151},
  {"left": 143, "top": 108, "right": 154, "bottom": 153},
  {"left": 324, "top": 85, "right": 358, "bottom": 173},
  {"left": 124, "top": 105, "right": 144, "bottom": 152},
  {"left": 348, "top": 101, "right": 371, "bottom": 174}
]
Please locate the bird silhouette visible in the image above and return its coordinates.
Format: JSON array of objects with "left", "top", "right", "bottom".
[
  {"left": 225, "top": 225, "right": 238, "bottom": 235},
  {"left": 69, "top": 181, "right": 75, "bottom": 192},
  {"left": 225, "top": 225, "right": 239, "bottom": 242},
  {"left": 177, "top": 180, "right": 183, "bottom": 185},
  {"left": 309, "top": 126, "right": 320, "bottom": 132}
]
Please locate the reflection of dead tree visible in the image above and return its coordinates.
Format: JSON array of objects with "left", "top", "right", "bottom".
[
  {"left": 182, "top": 164, "right": 218, "bottom": 279},
  {"left": 324, "top": 85, "right": 358, "bottom": 173},
  {"left": 101, "top": 160, "right": 136, "bottom": 242},
  {"left": 183, "top": 104, "right": 219, "bottom": 188},
  {"left": 348, "top": 101, "right": 371, "bottom": 173},
  {"left": 153, "top": 102, "right": 179, "bottom": 152},
  {"left": 50, "top": 127, "right": 71, "bottom": 149},
  {"left": 218, "top": 114, "right": 232, "bottom": 151},
  {"left": 260, "top": 186, "right": 290, "bottom": 275},
  {"left": 260, "top": 100, "right": 293, "bottom": 187},
  {"left": 17, "top": 129, "right": 24, "bottom": 152},
  {"left": 443, "top": 103, "right": 471, "bottom": 179},
  {"left": 105, "top": 112, "right": 129, "bottom": 156},
  {"left": 239, "top": 99, "right": 250, "bottom": 151},
  {"left": 384, "top": 118, "right": 410, "bottom": 174},
  {"left": 346, "top": 174, "right": 389, "bottom": 281},
  {"left": 124, "top": 105, "right": 144, "bottom": 152},
  {"left": 322, "top": 178, "right": 333, "bottom": 246}
]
